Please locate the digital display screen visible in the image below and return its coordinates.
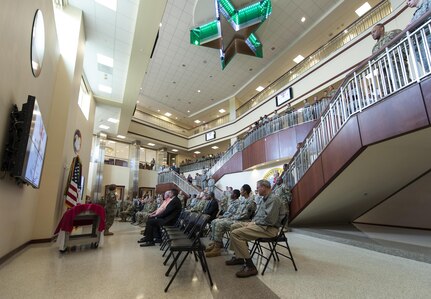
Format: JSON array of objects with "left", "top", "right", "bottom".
[
  {"left": 205, "top": 131, "right": 216, "bottom": 141},
  {"left": 23, "top": 99, "right": 47, "bottom": 188},
  {"left": 276, "top": 87, "right": 293, "bottom": 106}
]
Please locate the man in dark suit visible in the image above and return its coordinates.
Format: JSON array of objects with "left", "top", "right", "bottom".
[
  {"left": 140, "top": 189, "right": 182, "bottom": 247},
  {"left": 202, "top": 192, "right": 219, "bottom": 221}
]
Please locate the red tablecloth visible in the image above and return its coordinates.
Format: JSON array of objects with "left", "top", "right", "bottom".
[{"left": 54, "top": 204, "right": 106, "bottom": 234}]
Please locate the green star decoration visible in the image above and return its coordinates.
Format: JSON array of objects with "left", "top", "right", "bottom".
[{"left": 190, "top": 0, "right": 272, "bottom": 70}]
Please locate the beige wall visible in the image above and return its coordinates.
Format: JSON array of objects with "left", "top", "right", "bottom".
[
  {"left": 101, "top": 165, "right": 158, "bottom": 194},
  {"left": 0, "top": 1, "right": 94, "bottom": 257}
]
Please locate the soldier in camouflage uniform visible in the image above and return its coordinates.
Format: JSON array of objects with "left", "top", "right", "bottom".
[
  {"left": 104, "top": 184, "right": 117, "bottom": 236},
  {"left": 190, "top": 192, "right": 208, "bottom": 213},
  {"left": 408, "top": 0, "right": 431, "bottom": 72},
  {"left": 371, "top": 24, "right": 402, "bottom": 54},
  {"left": 206, "top": 184, "right": 256, "bottom": 258},
  {"left": 135, "top": 196, "right": 157, "bottom": 227},
  {"left": 273, "top": 177, "right": 291, "bottom": 217}
]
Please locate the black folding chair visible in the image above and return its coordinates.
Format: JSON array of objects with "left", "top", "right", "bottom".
[
  {"left": 164, "top": 214, "right": 213, "bottom": 292},
  {"left": 250, "top": 215, "right": 298, "bottom": 275}
]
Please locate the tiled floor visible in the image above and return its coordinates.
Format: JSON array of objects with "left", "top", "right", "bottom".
[{"left": 1, "top": 221, "right": 430, "bottom": 299}]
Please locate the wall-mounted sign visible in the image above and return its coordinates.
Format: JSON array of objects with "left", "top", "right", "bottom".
[
  {"left": 205, "top": 131, "right": 216, "bottom": 141},
  {"left": 73, "top": 129, "right": 82, "bottom": 154},
  {"left": 276, "top": 87, "right": 293, "bottom": 107}
]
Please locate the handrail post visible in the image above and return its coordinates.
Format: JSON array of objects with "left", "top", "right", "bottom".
[{"left": 407, "top": 30, "right": 421, "bottom": 82}]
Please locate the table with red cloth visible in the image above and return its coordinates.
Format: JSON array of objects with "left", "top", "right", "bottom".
[{"left": 54, "top": 203, "right": 106, "bottom": 234}]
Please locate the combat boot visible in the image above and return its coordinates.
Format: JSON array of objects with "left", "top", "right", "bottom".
[
  {"left": 206, "top": 242, "right": 222, "bottom": 258},
  {"left": 205, "top": 242, "right": 215, "bottom": 252}
]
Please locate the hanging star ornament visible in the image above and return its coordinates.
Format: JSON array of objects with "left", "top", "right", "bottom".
[{"left": 190, "top": 0, "right": 272, "bottom": 69}]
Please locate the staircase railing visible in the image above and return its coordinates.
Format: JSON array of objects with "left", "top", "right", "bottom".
[
  {"left": 286, "top": 15, "right": 431, "bottom": 188},
  {"left": 158, "top": 170, "right": 200, "bottom": 195}
]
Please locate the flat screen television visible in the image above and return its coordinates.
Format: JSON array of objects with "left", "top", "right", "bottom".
[{"left": 4, "top": 95, "right": 48, "bottom": 188}]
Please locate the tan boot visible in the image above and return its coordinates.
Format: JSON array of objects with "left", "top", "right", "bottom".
[
  {"left": 206, "top": 242, "right": 222, "bottom": 258},
  {"left": 205, "top": 242, "right": 215, "bottom": 252}
]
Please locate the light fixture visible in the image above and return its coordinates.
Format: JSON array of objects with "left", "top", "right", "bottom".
[
  {"left": 159, "top": 22, "right": 162, "bottom": 27},
  {"left": 97, "top": 53, "right": 113, "bottom": 67},
  {"left": 301, "top": 17, "right": 306, "bottom": 22},
  {"left": 157, "top": 109, "right": 160, "bottom": 112},
  {"left": 148, "top": 143, "right": 155, "bottom": 146},
  {"left": 194, "top": 120, "right": 201, "bottom": 124},
  {"left": 172, "top": 149, "right": 178, "bottom": 152},
  {"left": 218, "top": 109, "right": 226, "bottom": 113},
  {"left": 355, "top": 2, "right": 371, "bottom": 17},
  {"left": 187, "top": 110, "right": 190, "bottom": 113},
  {"left": 293, "top": 55, "right": 304, "bottom": 63},
  {"left": 197, "top": 90, "right": 201, "bottom": 93},
  {"left": 194, "top": 151, "right": 201, "bottom": 154},
  {"left": 108, "top": 118, "right": 119, "bottom": 123},
  {"left": 164, "top": 112, "right": 172, "bottom": 117},
  {"left": 256, "top": 86, "right": 264, "bottom": 92},
  {"left": 211, "top": 146, "right": 219, "bottom": 149},
  {"left": 137, "top": 100, "right": 140, "bottom": 104},
  {"left": 99, "top": 133, "right": 107, "bottom": 138},
  {"left": 99, "top": 124, "right": 110, "bottom": 130},
  {"left": 344, "top": 29, "right": 348, "bottom": 34},
  {"left": 108, "top": 140, "right": 116, "bottom": 144},
  {"left": 117, "top": 135, "right": 126, "bottom": 139},
  {"left": 99, "top": 84, "right": 112, "bottom": 94},
  {"left": 95, "top": 0, "right": 117, "bottom": 11}
]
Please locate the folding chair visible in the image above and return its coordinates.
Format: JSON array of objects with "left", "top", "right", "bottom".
[
  {"left": 250, "top": 215, "right": 298, "bottom": 275},
  {"left": 163, "top": 214, "right": 213, "bottom": 292}
]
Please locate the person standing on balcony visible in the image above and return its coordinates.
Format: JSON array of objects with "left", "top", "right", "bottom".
[
  {"left": 371, "top": 23, "right": 402, "bottom": 55},
  {"left": 201, "top": 170, "right": 208, "bottom": 190},
  {"left": 208, "top": 176, "right": 215, "bottom": 193},
  {"left": 407, "top": 0, "right": 431, "bottom": 23}
]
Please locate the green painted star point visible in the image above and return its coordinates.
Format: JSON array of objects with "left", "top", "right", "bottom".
[{"left": 190, "top": 0, "right": 272, "bottom": 69}]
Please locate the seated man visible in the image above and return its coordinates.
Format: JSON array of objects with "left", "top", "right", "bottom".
[
  {"left": 225, "top": 179, "right": 285, "bottom": 278},
  {"left": 206, "top": 185, "right": 256, "bottom": 258},
  {"left": 135, "top": 196, "right": 157, "bottom": 227},
  {"left": 139, "top": 189, "right": 182, "bottom": 247},
  {"left": 202, "top": 192, "right": 219, "bottom": 221}
]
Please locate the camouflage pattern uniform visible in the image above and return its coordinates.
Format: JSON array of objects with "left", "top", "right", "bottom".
[
  {"left": 190, "top": 199, "right": 208, "bottom": 213},
  {"left": 210, "top": 196, "right": 256, "bottom": 242},
  {"left": 135, "top": 200, "right": 157, "bottom": 226},
  {"left": 105, "top": 191, "right": 117, "bottom": 231},
  {"left": 411, "top": 0, "right": 431, "bottom": 23},
  {"left": 410, "top": 0, "right": 431, "bottom": 72},
  {"left": 273, "top": 183, "right": 291, "bottom": 217},
  {"left": 372, "top": 29, "right": 402, "bottom": 54}
]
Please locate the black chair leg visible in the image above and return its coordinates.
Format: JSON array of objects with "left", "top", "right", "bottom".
[
  {"left": 165, "top": 251, "right": 182, "bottom": 276},
  {"left": 285, "top": 241, "right": 298, "bottom": 271},
  {"left": 198, "top": 249, "right": 213, "bottom": 286},
  {"left": 165, "top": 251, "right": 190, "bottom": 292}
]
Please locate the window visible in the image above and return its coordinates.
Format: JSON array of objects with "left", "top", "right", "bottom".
[{"left": 78, "top": 78, "right": 90, "bottom": 120}]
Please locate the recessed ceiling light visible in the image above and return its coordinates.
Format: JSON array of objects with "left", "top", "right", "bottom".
[
  {"left": 301, "top": 17, "right": 306, "bottom": 22},
  {"left": 256, "top": 86, "right": 264, "bottom": 92},
  {"left": 136, "top": 100, "right": 139, "bottom": 104},
  {"left": 99, "top": 124, "right": 110, "bottom": 130},
  {"left": 218, "top": 109, "right": 226, "bottom": 113},
  {"left": 148, "top": 143, "right": 155, "bottom": 146},
  {"left": 197, "top": 90, "right": 201, "bottom": 93},
  {"left": 293, "top": 55, "right": 304, "bottom": 63},
  {"left": 344, "top": 29, "right": 348, "bottom": 34},
  {"left": 175, "top": 117, "right": 178, "bottom": 119},
  {"left": 99, "top": 133, "right": 107, "bottom": 138},
  {"left": 95, "top": 0, "right": 117, "bottom": 11},
  {"left": 99, "top": 84, "right": 112, "bottom": 94},
  {"left": 164, "top": 112, "right": 172, "bottom": 117},
  {"left": 194, "top": 120, "right": 201, "bottom": 124},
  {"left": 108, "top": 140, "right": 116, "bottom": 144},
  {"left": 355, "top": 2, "right": 371, "bottom": 17},
  {"left": 211, "top": 146, "right": 219, "bottom": 149},
  {"left": 157, "top": 109, "right": 160, "bottom": 112},
  {"left": 187, "top": 110, "right": 190, "bottom": 113},
  {"left": 117, "top": 135, "right": 126, "bottom": 139},
  {"left": 159, "top": 22, "right": 162, "bottom": 27},
  {"left": 194, "top": 151, "right": 201, "bottom": 154},
  {"left": 108, "top": 118, "right": 119, "bottom": 123},
  {"left": 97, "top": 53, "right": 113, "bottom": 67},
  {"left": 172, "top": 149, "right": 178, "bottom": 152}
]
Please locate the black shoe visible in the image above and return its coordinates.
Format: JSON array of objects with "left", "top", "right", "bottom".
[
  {"left": 225, "top": 257, "right": 244, "bottom": 266},
  {"left": 137, "top": 237, "right": 150, "bottom": 243},
  {"left": 153, "top": 238, "right": 162, "bottom": 244},
  {"left": 140, "top": 241, "right": 155, "bottom": 247}
]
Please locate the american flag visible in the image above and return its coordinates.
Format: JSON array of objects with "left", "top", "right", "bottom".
[{"left": 65, "top": 156, "right": 82, "bottom": 208}]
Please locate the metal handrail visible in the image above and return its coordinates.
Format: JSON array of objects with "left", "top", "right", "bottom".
[
  {"left": 158, "top": 170, "right": 200, "bottom": 195},
  {"left": 286, "top": 16, "right": 431, "bottom": 188}
]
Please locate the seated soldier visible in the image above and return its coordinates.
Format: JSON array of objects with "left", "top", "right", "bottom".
[
  {"left": 272, "top": 177, "right": 291, "bottom": 216},
  {"left": 189, "top": 192, "right": 208, "bottom": 213},
  {"left": 135, "top": 196, "right": 157, "bottom": 227},
  {"left": 225, "top": 179, "right": 286, "bottom": 278},
  {"left": 206, "top": 185, "right": 256, "bottom": 258}
]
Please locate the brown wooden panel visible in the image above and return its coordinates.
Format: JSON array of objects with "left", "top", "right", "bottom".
[
  {"left": 295, "top": 121, "right": 317, "bottom": 144},
  {"left": 265, "top": 133, "right": 280, "bottom": 161},
  {"left": 278, "top": 127, "right": 297, "bottom": 159},
  {"left": 155, "top": 183, "right": 176, "bottom": 194},
  {"left": 243, "top": 139, "right": 266, "bottom": 169},
  {"left": 292, "top": 156, "right": 325, "bottom": 220},
  {"left": 358, "top": 84, "right": 429, "bottom": 146},
  {"left": 321, "top": 116, "right": 363, "bottom": 183},
  {"left": 420, "top": 76, "right": 431, "bottom": 123},
  {"left": 213, "top": 151, "right": 243, "bottom": 181}
]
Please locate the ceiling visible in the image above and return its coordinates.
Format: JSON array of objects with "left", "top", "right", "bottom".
[{"left": 67, "top": 0, "right": 383, "bottom": 151}]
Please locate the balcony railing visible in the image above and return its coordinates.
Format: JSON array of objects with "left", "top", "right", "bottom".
[
  {"left": 286, "top": 15, "right": 431, "bottom": 188},
  {"left": 158, "top": 170, "right": 200, "bottom": 195}
]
